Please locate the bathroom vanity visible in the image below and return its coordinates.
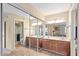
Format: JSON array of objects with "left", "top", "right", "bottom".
[
  {"left": 26, "top": 36, "right": 70, "bottom": 56},
  {"left": 26, "top": 36, "right": 42, "bottom": 48},
  {"left": 41, "top": 37, "right": 70, "bottom": 56}
]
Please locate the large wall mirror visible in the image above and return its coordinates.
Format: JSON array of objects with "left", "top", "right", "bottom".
[
  {"left": 45, "top": 20, "right": 66, "bottom": 37},
  {"left": 30, "top": 16, "right": 38, "bottom": 37}
]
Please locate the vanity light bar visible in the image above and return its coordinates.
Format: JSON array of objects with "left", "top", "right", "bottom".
[
  {"left": 32, "top": 22, "right": 42, "bottom": 26},
  {"left": 47, "top": 20, "right": 56, "bottom": 24},
  {"left": 47, "top": 20, "right": 65, "bottom": 24},
  {"left": 56, "top": 20, "right": 65, "bottom": 23}
]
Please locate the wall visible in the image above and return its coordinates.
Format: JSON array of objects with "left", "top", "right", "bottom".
[
  {"left": 45, "top": 12, "right": 69, "bottom": 21},
  {"left": 3, "top": 13, "right": 24, "bottom": 49},
  {"left": 23, "top": 16, "right": 29, "bottom": 44},
  {"left": 69, "top": 9, "right": 76, "bottom": 56},
  {"left": 3, "top": 13, "right": 30, "bottom": 48},
  {"left": 69, "top": 4, "right": 77, "bottom": 56},
  {"left": 3, "top": 14, "right": 15, "bottom": 49}
]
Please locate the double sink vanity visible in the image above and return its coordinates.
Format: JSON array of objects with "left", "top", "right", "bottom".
[{"left": 26, "top": 36, "right": 70, "bottom": 56}]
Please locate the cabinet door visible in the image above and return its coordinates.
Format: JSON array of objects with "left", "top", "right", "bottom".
[
  {"left": 50, "top": 40, "right": 57, "bottom": 52},
  {"left": 30, "top": 37, "right": 37, "bottom": 47},
  {"left": 41, "top": 39, "right": 50, "bottom": 49},
  {"left": 56, "top": 41, "right": 70, "bottom": 55},
  {"left": 26, "top": 37, "right": 29, "bottom": 46}
]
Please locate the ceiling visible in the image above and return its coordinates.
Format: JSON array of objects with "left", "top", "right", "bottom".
[
  {"left": 31, "top": 3, "right": 71, "bottom": 16},
  {"left": 3, "top": 4, "right": 29, "bottom": 18}
]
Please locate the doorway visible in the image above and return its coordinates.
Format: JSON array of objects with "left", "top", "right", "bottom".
[{"left": 15, "top": 21, "right": 24, "bottom": 48}]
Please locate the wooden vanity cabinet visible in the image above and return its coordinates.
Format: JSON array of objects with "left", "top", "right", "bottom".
[
  {"left": 25, "top": 37, "right": 29, "bottom": 46},
  {"left": 41, "top": 39, "right": 70, "bottom": 56},
  {"left": 41, "top": 39, "right": 50, "bottom": 49},
  {"left": 26, "top": 37, "right": 70, "bottom": 56},
  {"left": 30, "top": 37, "right": 37, "bottom": 47},
  {"left": 26, "top": 37, "right": 41, "bottom": 48},
  {"left": 49, "top": 40, "right": 57, "bottom": 51},
  {"left": 56, "top": 41, "right": 70, "bottom": 56}
]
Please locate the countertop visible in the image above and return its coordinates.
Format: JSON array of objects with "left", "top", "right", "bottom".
[
  {"left": 43, "top": 36, "right": 69, "bottom": 42},
  {"left": 27, "top": 36, "right": 70, "bottom": 42}
]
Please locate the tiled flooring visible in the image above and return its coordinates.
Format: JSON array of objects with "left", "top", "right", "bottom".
[
  {"left": 27, "top": 47, "right": 62, "bottom": 56},
  {"left": 5, "top": 47, "right": 47, "bottom": 56},
  {"left": 4, "top": 47, "right": 62, "bottom": 56},
  {"left": 15, "top": 43, "right": 62, "bottom": 56},
  {"left": 38, "top": 49, "right": 62, "bottom": 56}
]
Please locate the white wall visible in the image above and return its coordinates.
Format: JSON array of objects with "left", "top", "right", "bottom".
[
  {"left": 69, "top": 4, "right": 77, "bottom": 56},
  {"left": 4, "top": 15, "right": 15, "bottom": 49},
  {"left": 24, "top": 17, "right": 29, "bottom": 39},
  {"left": 69, "top": 10, "right": 76, "bottom": 56},
  {"left": 4, "top": 13, "right": 30, "bottom": 48}
]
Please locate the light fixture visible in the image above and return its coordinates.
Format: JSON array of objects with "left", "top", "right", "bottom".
[
  {"left": 32, "top": 23, "right": 37, "bottom": 26},
  {"left": 47, "top": 20, "right": 56, "bottom": 24},
  {"left": 55, "top": 20, "right": 65, "bottom": 23},
  {"left": 47, "top": 20, "right": 65, "bottom": 24},
  {"left": 32, "top": 22, "right": 42, "bottom": 26}
]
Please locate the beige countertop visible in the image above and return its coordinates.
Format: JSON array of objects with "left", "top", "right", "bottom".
[
  {"left": 27, "top": 36, "right": 70, "bottom": 42},
  {"left": 43, "top": 36, "right": 70, "bottom": 42}
]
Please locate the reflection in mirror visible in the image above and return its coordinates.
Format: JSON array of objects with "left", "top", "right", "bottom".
[
  {"left": 30, "top": 16, "right": 38, "bottom": 37},
  {"left": 37, "top": 19, "right": 43, "bottom": 37},
  {"left": 29, "top": 16, "right": 38, "bottom": 51},
  {"left": 29, "top": 16, "right": 44, "bottom": 52},
  {"left": 45, "top": 20, "right": 66, "bottom": 37}
]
